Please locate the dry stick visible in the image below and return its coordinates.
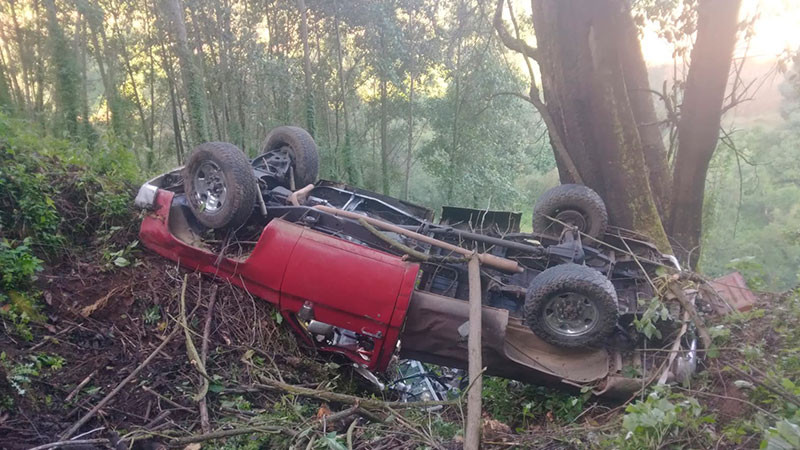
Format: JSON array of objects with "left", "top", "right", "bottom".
[
  {"left": 385, "top": 406, "right": 443, "bottom": 450},
  {"left": 169, "top": 425, "right": 297, "bottom": 445},
  {"left": 179, "top": 275, "right": 209, "bottom": 402},
  {"left": 28, "top": 439, "right": 111, "bottom": 450},
  {"left": 346, "top": 418, "right": 358, "bottom": 450},
  {"left": 60, "top": 326, "right": 181, "bottom": 439},
  {"left": 657, "top": 310, "right": 690, "bottom": 385},
  {"left": 143, "top": 410, "right": 172, "bottom": 430},
  {"left": 252, "top": 378, "right": 455, "bottom": 410},
  {"left": 672, "top": 385, "right": 779, "bottom": 421},
  {"left": 64, "top": 370, "right": 96, "bottom": 402},
  {"left": 199, "top": 284, "right": 219, "bottom": 434},
  {"left": 726, "top": 364, "right": 800, "bottom": 408},
  {"left": 318, "top": 405, "right": 360, "bottom": 434},
  {"left": 141, "top": 385, "right": 194, "bottom": 412},
  {"left": 668, "top": 282, "right": 712, "bottom": 350},
  {"left": 355, "top": 406, "right": 385, "bottom": 423},
  {"left": 465, "top": 253, "right": 483, "bottom": 450}
]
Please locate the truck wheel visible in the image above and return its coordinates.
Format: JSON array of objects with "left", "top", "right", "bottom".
[
  {"left": 261, "top": 126, "right": 319, "bottom": 188},
  {"left": 184, "top": 142, "right": 257, "bottom": 230},
  {"left": 524, "top": 264, "right": 618, "bottom": 349},
  {"left": 532, "top": 184, "right": 608, "bottom": 239}
]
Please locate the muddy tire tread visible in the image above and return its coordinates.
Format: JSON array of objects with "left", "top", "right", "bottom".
[
  {"left": 524, "top": 263, "right": 618, "bottom": 349},
  {"left": 262, "top": 126, "right": 319, "bottom": 187},
  {"left": 184, "top": 142, "right": 257, "bottom": 230},
  {"left": 532, "top": 184, "right": 609, "bottom": 239}
]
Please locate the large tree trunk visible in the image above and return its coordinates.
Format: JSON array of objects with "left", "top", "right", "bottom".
[
  {"left": 530, "top": 0, "right": 670, "bottom": 251},
  {"left": 616, "top": 4, "right": 672, "bottom": 219},
  {"left": 9, "top": 0, "right": 31, "bottom": 110},
  {"left": 44, "top": 0, "right": 80, "bottom": 137},
  {"left": 334, "top": 7, "right": 360, "bottom": 185},
  {"left": 161, "top": 0, "right": 208, "bottom": 146},
  {"left": 380, "top": 77, "right": 390, "bottom": 195},
  {"left": 298, "top": 0, "right": 315, "bottom": 138},
  {"left": 403, "top": 74, "right": 414, "bottom": 201},
  {"left": 0, "top": 58, "right": 13, "bottom": 109},
  {"left": 668, "top": 0, "right": 742, "bottom": 268}
]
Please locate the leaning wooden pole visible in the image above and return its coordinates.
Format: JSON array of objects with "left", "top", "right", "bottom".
[{"left": 465, "top": 253, "right": 482, "bottom": 450}]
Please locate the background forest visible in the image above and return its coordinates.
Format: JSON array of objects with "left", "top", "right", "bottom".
[{"left": 0, "top": 0, "right": 798, "bottom": 290}]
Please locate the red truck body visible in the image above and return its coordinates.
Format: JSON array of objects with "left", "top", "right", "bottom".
[{"left": 140, "top": 189, "right": 418, "bottom": 372}]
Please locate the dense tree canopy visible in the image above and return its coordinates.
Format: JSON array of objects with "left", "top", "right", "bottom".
[{"left": 0, "top": 0, "right": 796, "bottom": 285}]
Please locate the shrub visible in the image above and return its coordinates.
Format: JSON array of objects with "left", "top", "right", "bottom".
[{"left": 608, "top": 388, "right": 715, "bottom": 449}]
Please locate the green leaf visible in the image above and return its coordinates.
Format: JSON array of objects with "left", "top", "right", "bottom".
[
  {"left": 321, "top": 432, "right": 348, "bottom": 450},
  {"left": 113, "top": 257, "right": 130, "bottom": 267}
]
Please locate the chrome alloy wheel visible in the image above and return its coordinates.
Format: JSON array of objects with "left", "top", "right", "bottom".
[{"left": 192, "top": 160, "right": 227, "bottom": 213}]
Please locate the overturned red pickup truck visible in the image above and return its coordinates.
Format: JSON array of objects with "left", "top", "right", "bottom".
[{"left": 135, "top": 126, "right": 696, "bottom": 397}]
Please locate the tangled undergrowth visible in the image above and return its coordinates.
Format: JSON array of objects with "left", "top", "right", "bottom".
[{"left": 0, "top": 114, "right": 798, "bottom": 449}]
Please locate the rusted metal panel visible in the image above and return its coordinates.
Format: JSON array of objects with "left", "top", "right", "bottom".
[{"left": 710, "top": 272, "right": 757, "bottom": 313}]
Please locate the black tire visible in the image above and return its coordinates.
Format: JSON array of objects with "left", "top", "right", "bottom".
[
  {"left": 524, "top": 264, "right": 618, "bottom": 348},
  {"left": 184, "top": 142, "right": 257, "bottom": 230},
  {"left": 532, "top": 184, "right": 608, "bottom": 239},
  {"left": 261, "top": 126, "right": 319, "bottom": 188}
]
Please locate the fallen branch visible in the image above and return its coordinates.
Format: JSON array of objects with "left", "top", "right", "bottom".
[
  {"left": 252, "top": 378, "right": 456, "bottom": 410},
  {"left": 180, "top": 276, "right": 209, "bottom": 403},
  {"left": 141, "top": 385, "right": 194, "bottom": 412},
  {"left": 65, "top": 370, "right": 96, "bottom": 402},
  {"left": 346, "top": 418, "right": 358, "bottom": 450},
  {"left": 321, "top": 405, "right": 359, "bottom": 423},
  {"left": 668, "top": 281, "right": 712, "bottom": 349},
  {"left": 726, "top": 364, "right": 800, "bottom": 408},
  {"left": 29, "top": 439, "right": 111, "bottom": 450},
  {"left": 169, "top": 425, "right": 297, "bottom": 445},
  {"left": 199, "top": 284, "right": 219, "bottom": 434}
]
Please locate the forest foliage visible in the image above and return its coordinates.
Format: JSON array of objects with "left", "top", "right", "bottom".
[{"left": 0, "top": 0, "right": 796, "bottom": 289}]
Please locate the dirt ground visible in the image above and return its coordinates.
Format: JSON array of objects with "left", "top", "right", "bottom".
[{"left": 0, "top": 244, "right": 337, "bottom": 448}]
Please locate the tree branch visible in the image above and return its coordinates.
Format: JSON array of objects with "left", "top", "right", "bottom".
[{"left": 493, "top": 0, "right": 538, "bottom": 61}]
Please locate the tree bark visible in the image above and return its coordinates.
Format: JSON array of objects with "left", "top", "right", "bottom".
[
  {"left": 9, "top": 0, "right": 31, "bottom": 110},
  {"left": 44, "top": 0, "right": 80, "bottom": 137},
  {"left": 334, "top": 4, "right": 360, "bottom": 185},
  {"left": 616, "top": 1, "right": 672, "bottom": 218},
  {"left": 160, "top": 0, "right": 209, "bottom": 146},
  {"left": 530, "top": 0, "right": 670, "bottom": 251},
  {"left": 0, "top": 58, "right": 13, "bottom": 109},
  {"left": 380, "top": 76, "right": 390, "bottom": 195},
  {"left": 298, "top": 0, "right": 315, "bottom": 137},
  {"left": 158, "top": 37, "right": 185, "bottom": 163},
  {"left": 33, "top": 0, "right": 46, "bottom": 119},
  {"left": 668, "top": 0, "right": 742, "bottom": 268},
  {"left": 77, "top": 13, "right": 95, "bottom": 147},
  {"left": 404, "top": 74, "right": 414, "bottom": 201}
]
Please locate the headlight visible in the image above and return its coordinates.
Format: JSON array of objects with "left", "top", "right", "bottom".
[{"left": 134, "top": 183, "right": 159, "bottom": 210}]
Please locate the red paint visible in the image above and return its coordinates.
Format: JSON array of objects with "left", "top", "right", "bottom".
[{"left": 139, "top": 189, "right": 419, "bottom": 371}]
